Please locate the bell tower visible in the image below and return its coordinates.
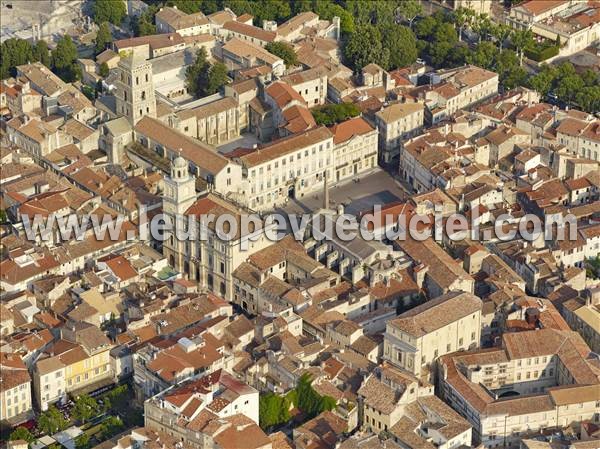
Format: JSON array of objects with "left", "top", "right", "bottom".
[{"left": 163, "top": 155, "right": 197, "bottom": 270}]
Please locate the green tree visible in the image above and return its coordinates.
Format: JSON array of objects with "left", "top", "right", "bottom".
[
  {"left": 414, "top": 15, "right": 437, "bottom": 40},
  {"left": 468, "top": 41, "right": 497, "bottom": 69},
  {"left": 75, "top": 433, "right": 90, "bottom": 449},
  {"left": 472, "top": 13, "right": 493, "bottom": 43},
  {"left": 99, "top": 416, "right": 124, "bottom": 439},
  {"left": 33, "top": 40, "right": 51, "bottom": 67},
  {"left": 186, "top": 47, "right": 209, "bottom": 98},
  {"left": 259, "top": 393, "right": 291, "bottom": 430},
  {"left": 396, "top": 0, "right": 422, "bottom": 29},
  {"left": 0, "top": 209, "right": 8, "bottom": 224},
  {"left": 265, "top": 41, "right": 298, "bottom": 67},
  {"left": 223, "top": 0, "right": 291, "bottom": 24},
  {"left": 205, "top": 62, "right": 228, "bottom": 95},
  {"left": 0, "top": 38, "right": 34, "bottom": 78},
  {"left": 556, "top": 74, "right": 584, "bottom": 107},
  {"left": 93, "top": 0, "right": 126, "bottom": 25},
  {"left": 10, "top": 426, "right": 36, "bottom": 443},
  {"left": 312, "top": 103, "right": 360, "bottom": 126},
  {"left": 95, "top": 22, "right": 113, "bottom": 55},
  {"left": 133, "top": 4, "right": 159, "bottom": 36},
  {"left": 454, "top": 7, "right": 475, "bottom": 41},
  {"left": 296, "top": 373, "right": 337, "bottom": 419},
  {"left": 52, "top": 35, "right": 80, "bottom": 82},
  {"left": 314, "top": 1, "right": 354, "bottom": 34},
  {"left": 381, "top": 24, "right": 418, "bottom": 70},
  {"left": 99, "top": 62, "right": 110, "bottom": 77},
  {"left": 529, "top": 64, "right": 558, "bottom": 97},
  {"left": 37, "top": 406, "right": 68, "bottom": 435},
  {"left": 491, "top": 23, "right": 512, "bottom": 50},
  {"left": 576, "top": 85, "right": 600, "bottom": 113},
  {"left": 343, "top": 24, "right": 388, "bottom": 72},
  {"left": 72, "top": 394, "right": 99, "bottom": 424},
  {"left": 511, "top": 28, "right": 534, "bottom": 66},
  {"left": 496, "top": 49, "right": 527, "bottom": 90}
]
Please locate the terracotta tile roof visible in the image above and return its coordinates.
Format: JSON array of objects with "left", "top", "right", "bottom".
[
  {"left": 277, "top": 12, "right": 318, "bottom": 37},
  {"left": 98, "top": 253, "right": 138, "bottom": 281},
  {"left": 518, "top": 0, "right": 567, "bottom": 15},
  {"left": 114, "top": 33, "right": 185, "bottom": 52},
  {"left": 16, "top": 62, "right": 66, "bottom": 96},
  {"left": 375, "top": 101, "right": 423, "bottom": 124},
  {"left": 330, "top": 117, "right": 374, "bottom": 145},
  {"left": 397, "top": 238, "right": 473, "bottom": 290},
  {"left": 282, "top": 67, "right": 327, "bottom": 86},
  {"left": 282, "top": 104, "right": 316, "bottom": 134},
  {"left": 134, "top": 116, "right": 229, "bottom": 174},
  {"left": 7, "top": 115, "right": 58, "bottom": 144},
  {"left": 266, "top": 81, "right": 306, "bottom": 108},
  {"left": 556, "top": 117, "right": 588, "bottom": 136},
  {"left": 177, "top": 97, "right": 238, "bottom": 121},
  {"left": 358, "top": 375, "right": 400, "bottom": 415},
  {"left": 223, "top": 20, "right": 276, "bottom": 42},
  {"left": 222, "top": 37, "right": 281, "bottom": 65},
  {"left": 237, "top": 126, "right": 332, "bottom": 168},
  {"left": 390, "top": 291, "right": 481, "bottom": 337},
  {"left": 0, "top": 353, "right": 30, "bottom": 392},
  {"left": 156, "top": 7, "right": 208, "bottom": 29}
]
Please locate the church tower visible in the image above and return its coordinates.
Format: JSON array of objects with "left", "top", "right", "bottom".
[
  {"left": 115, "top": 48, "right": 156, "bottom": 125},
  {"left": 163, "top": 155, "right": 197, "bottom": 271}
]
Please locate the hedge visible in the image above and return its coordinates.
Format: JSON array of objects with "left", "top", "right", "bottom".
[{"left": 525, "top": 45, "right": 559, "bottom": 62}]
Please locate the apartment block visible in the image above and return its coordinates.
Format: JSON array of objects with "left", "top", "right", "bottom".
[
  {"left": 330, "top": 117, "right": 378, "bottom": 182},
  {"left": 232, "top": 126, "right": 334, "bottom": 210},
  {"left": 375, "top": 101, "right": 425, "bottom": 164},
  {"left": 33, "top": 323, "right": 113, "bottom": 410},
  {"left": 438, "top": 329, "right": 600, "bottom": 448},
  {"left": 383, "top": 291, "right": 482, "bottom": 378},
  {"left": 0, "top": 353, "right": 33, "bottom": 424}
]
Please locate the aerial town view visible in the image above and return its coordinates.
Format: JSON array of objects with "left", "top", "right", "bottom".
[{"left": 0, "top": 0, "right": 599, "bottom": 448}]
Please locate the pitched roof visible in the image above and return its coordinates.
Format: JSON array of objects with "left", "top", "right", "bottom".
[
  {"left": 376, "top": 102, "right": 424, "bottom": 124},
  {"left": 266, "top": 81, "right": 306, "bottom": 108},
  {"left": 390, "top": 291, "right": 482, "bottom": 337},
  {"left": 223, "top": 20, "right": 276, "bottom": 42},
  {"left": 134, "top": 116, "right": 229, "bottom": 174},
  {"left": 330, "top": 117, "right": 374, "bottom": 144},
  {"left": 237, "top": 126, "right": 332, "bottom": 168}
]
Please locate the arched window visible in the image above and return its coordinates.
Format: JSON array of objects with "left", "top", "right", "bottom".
[
  {"left": 183, "top": 261, "right": 190, "bottom": 276},
  {"left": 169, "top": 254, "right": 175, "bottom": 267},
  {"left": 220, "top": 282, "right": 226, "bottom": 296}
]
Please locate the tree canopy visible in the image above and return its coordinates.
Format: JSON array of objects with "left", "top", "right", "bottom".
[
  {"left": 185, "top": 48, "right": 229, "bottom": 98},
  {"left": 258, "top": 373, "right": 337, "bottom": 430},
  {"left": 95, "top": 22, "right": 113, "bottom": 55},
  {"left": 37, "top": 406, "right": 68, "bottom": 435},
  {"left": 52, "top": 35, "right": 80, "bottom": 82},
  {"left": 259, "top": 393, "right": 291, "bottom": 430},
  {"left": 10, "top": 426, "right": 36, "bottom": 443},
  {"left": 265, "top": 42, "right": 298, "bottom": 67},
  {"left": 93, "top": 0, "right": 127, "bottom": 25},
  {"left": 72, "top": 394, "right": 99, "bottom": 424},
  {"left": 0, "top": 38, "right": 48, "bottom": 79},
  {"left": 530, "top": 62, "right": 600, "bottom": 111},
  {"left": 396, "top": 0, "right": 422, "bottom": 29},
  {"left": 296, "top": 373, "right": 336, "bottom": 419},
  {"left": 312, "top": 103, "right": 361, "bottom": 126}
]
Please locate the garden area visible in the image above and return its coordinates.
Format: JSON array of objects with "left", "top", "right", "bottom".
[
  {"left": 8, "top": 384, "right": 143, "bottom": 449},
  {"left": 586, "top": 256, "right": 600, "bottom": 280},
  {"left": 259, "top": 373, "right": 337, "bottom": 432},
  {"left": 524, "top": 39, "right": 559, "bottom": 62}
]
